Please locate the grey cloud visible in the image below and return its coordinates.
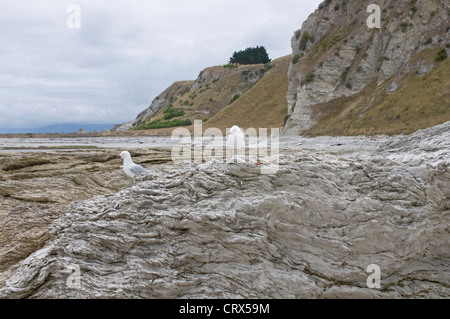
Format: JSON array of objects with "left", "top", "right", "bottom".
[{"left": 0, "top": 0, "right": 322, "bottom": 130}]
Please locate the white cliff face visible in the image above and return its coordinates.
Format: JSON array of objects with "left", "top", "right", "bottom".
[
  {"left": 0, "top": 122, "right": 448, "bottom": 299},
  {"left": 284, "top": 0, "right": 450, "bottom": 135}
]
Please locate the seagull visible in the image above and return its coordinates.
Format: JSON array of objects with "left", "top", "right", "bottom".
[
  {"left": 117, "top": 151, "right": 150, "bottom": 179},
  {"left": 226, "top": 125, "right": 246, "bottom": 161}
]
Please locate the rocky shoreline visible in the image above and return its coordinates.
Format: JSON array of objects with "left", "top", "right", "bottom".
[
  {"left": 0, "top": 123, "right": 448, "bottom": 298},
  {"left": 0, "top": 148, "right": 173, "bottom": 218}
]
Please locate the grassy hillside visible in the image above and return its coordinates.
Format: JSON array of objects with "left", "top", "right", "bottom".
[
  {"left": 204, "top": 55, "right": 291, "bottom": 132},
  {"left": 305, "top": 48, "right": 450, "bottom": 136},
  {"left": 172, "top": 64, "right": 267, "bottom": 120},
  {"left": 128, "top": 48, "right": 448, "bottom": 137},
  {"left": 133, "top": 56, "right": 290, "bottom": 135},
  {"left": 134, "top": 63, "right": 269, "bottom": 131}
]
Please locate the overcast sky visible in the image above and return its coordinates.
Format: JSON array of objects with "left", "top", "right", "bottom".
[{"left": 0, "top": 0, "right": 322, "bottom": 130}]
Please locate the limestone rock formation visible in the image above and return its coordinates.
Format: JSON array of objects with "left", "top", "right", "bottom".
[
  {"left": 283, "top": 0, "right": 450, "bottom": 135},
  {"left": 0, "top": 122, "right": 448, "bottom": 299}
]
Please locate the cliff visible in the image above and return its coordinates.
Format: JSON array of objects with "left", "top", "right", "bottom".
[
  {"left": 283, "top": 0, "right": 450, "bottom": 135},
  {"left": 114, "top": 0, "right": 449, "bottom": 136},
  {"left": 113, "top": 81, "right": 194, "bottom": 132}
]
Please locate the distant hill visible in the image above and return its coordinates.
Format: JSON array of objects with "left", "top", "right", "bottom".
[
  {"left": 113, "top": 55, "right": 291, "bottom": 134},
  {"left": 113, "top": 58, "right": 289, "bottom": 133},
  {"left": 0, "top": 123, "right": 115, "bottom": 134},
  {"left": 204, "top": 55, "right": 290, "bottom": 130}
]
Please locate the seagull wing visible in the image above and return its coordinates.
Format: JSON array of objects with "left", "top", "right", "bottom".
[
  {"left": 129, "top": 163, "right": 150, "bottom": 175},
  {"left": 227, "top": 133, "right": 245, "bottom": 149}
]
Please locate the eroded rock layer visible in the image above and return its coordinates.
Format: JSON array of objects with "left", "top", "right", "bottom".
[{"left": 0, "top": 123, "right": 449, "bottom": 298}]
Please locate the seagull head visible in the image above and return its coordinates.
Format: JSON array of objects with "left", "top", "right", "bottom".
[
  {"left": 228, "top": 125, "right": 241, "bottom": 136},
  {"left": 118, "top": 151, "right": 131, "bottom": 160}
]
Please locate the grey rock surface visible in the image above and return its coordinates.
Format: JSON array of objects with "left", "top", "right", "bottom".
[{"left": 0, "top": 122, "right": 448, "bottom": 298}]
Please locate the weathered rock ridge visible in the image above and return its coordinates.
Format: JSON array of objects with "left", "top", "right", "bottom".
[
  {"left": 0, "top": 148, "right": 173, "bottom": 216},
  {"left": 0, "top": 122, "right": 448, "bottom": 298}
]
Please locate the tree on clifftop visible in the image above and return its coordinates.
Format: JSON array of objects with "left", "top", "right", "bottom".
[{"left": 229, "top": 46, "right": 271, "bottom": 65}]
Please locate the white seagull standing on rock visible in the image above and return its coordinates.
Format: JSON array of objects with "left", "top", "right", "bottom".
[
  {"left": 226, "top": 125, "right": 246, "bottom": 162},
  {"left": 118, "top": 151, "right": 150, "bottom": 179}
]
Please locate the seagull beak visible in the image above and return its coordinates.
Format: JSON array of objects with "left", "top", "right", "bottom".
[{"left": 117, "top": 155, "right": 121, "bottom": 159}]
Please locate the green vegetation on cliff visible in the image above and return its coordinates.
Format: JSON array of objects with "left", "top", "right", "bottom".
[{"left": 229, "top": 46, "right": 271, "bottom": 65}]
